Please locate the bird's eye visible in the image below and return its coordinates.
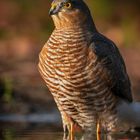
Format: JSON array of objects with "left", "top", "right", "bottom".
[{"left": 64, "top": 2, "right": 72, "bottom": 9}]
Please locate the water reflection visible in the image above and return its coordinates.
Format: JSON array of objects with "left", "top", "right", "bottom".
[
  {"left": 63, "top": 132, "right": 140, "bottom": 140},
  {"left": 0, "top": 114, "right": 140, "bottom": 140},
  {"left": 1, "top": 128, "right": 140, "bottom": 140}
]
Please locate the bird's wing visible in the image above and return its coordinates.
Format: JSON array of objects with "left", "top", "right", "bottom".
[{"left": 90, "top": 33, "right": 132, "bottom": 102}]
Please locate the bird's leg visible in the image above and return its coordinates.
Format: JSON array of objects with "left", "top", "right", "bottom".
[
  {"left": 96, "top": 120, "right": 101, "bottom": 140},
  {"left": 62, "top": 112, "right": 82, "bottom": 140},
  {"left": 70, "top": 122, "right": 74, "bottom": 140},
  {"left": 61, "top": 112, "right": 75, "bottom": 140},
  {"left": 63, "top": 121, "right": 74, "bottom": 140},
  {"left": 63, "top": 124, "right": 69, "bottom": 140},
  {"left": 63, "top": 123, "right": 68, "bottom": 133}
]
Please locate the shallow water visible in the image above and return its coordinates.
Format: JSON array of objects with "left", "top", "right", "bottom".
[{"left": 0, "top": 114, "right": 140, "bottom": 140}]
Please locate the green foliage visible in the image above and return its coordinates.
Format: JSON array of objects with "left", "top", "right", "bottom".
[
  {"left": 3, "top": 128, "right": 15, "bottom": 140},
  {"left": 121, "top": 18, "right": 139, "bottom": 47},
  {"left": 3, "top": 77, "right": 13, "bottom": 103},
  {"left": 88, "top": 0, "right": 114, "bottom": 20}
]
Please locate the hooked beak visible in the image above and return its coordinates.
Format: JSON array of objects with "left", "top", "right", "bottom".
[{"left": 49, "top": 3, "right": 60, "bottom": 16}]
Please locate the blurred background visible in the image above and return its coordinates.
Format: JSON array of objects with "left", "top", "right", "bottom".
[{"left": 0, "top": 0, "right": 140, "bottom": 139}]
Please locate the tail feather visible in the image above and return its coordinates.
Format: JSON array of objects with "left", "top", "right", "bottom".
[{"left": 117, "top": 100, "right": 140, "bottom": 128}]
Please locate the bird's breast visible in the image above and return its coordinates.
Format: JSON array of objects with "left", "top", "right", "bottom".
[
  {"left": 39, "top": 29, "right": 118, "bottom": 131},
  {"left": 46, "top": 29, "right": 97, "bottom": 86},
  {"left": 39, "top": 29, "right": 116, "bottom": 105}
]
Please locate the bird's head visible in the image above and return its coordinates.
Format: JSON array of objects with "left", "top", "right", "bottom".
[{"left": 49, "top": 0, "right": 94, "bottom": 29}]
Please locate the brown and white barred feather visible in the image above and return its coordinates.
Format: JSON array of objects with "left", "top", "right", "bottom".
[{"left": 38, "top": 27, "right": 123, "bottom": 132}]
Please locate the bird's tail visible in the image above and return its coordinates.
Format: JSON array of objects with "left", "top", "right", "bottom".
[{"left": 117, "top": 100, "right": 140, "bottom": 127}]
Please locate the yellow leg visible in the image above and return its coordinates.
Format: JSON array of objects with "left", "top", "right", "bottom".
[
  {"left": 97, "top": 120, "right": 101, "bottom": 140},
  {"left": 70, "top": 123, "right": 74, "bottom": 140}
]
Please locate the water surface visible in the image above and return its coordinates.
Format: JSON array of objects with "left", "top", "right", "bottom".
[{"left": 0, "top": 114, "right": 140, "bottom": 140}]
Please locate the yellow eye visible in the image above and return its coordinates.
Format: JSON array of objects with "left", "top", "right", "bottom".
[{"left": 64, "top": 2, "right": 72, "bottom": 9}]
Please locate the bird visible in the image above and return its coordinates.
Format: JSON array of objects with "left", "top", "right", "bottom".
[{"left": 38, "top": 0, "right": 140, "bottom": 139}]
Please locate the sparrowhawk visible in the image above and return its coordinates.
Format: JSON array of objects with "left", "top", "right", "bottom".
[{"left": 38, "top": 0, "right": 140, "bottom": 138}]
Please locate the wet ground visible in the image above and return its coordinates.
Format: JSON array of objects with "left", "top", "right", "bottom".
[{"left": 0, "top": 114, "right": 140, "bottom": 140}]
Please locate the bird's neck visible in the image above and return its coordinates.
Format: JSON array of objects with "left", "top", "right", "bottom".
[
  {"left": 53, "top": 14, "right": 97, "bottom": 32},
  {"left": 55, "top": 23, "right": 97, "bottom": 33}
]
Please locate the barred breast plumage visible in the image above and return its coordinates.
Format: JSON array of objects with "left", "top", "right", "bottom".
[
  {"left": 38, "top": 0, "right": 133, "bottom": 134},
  {"left": 39, "top": 27, "right": 121, "bottom": 131}
]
